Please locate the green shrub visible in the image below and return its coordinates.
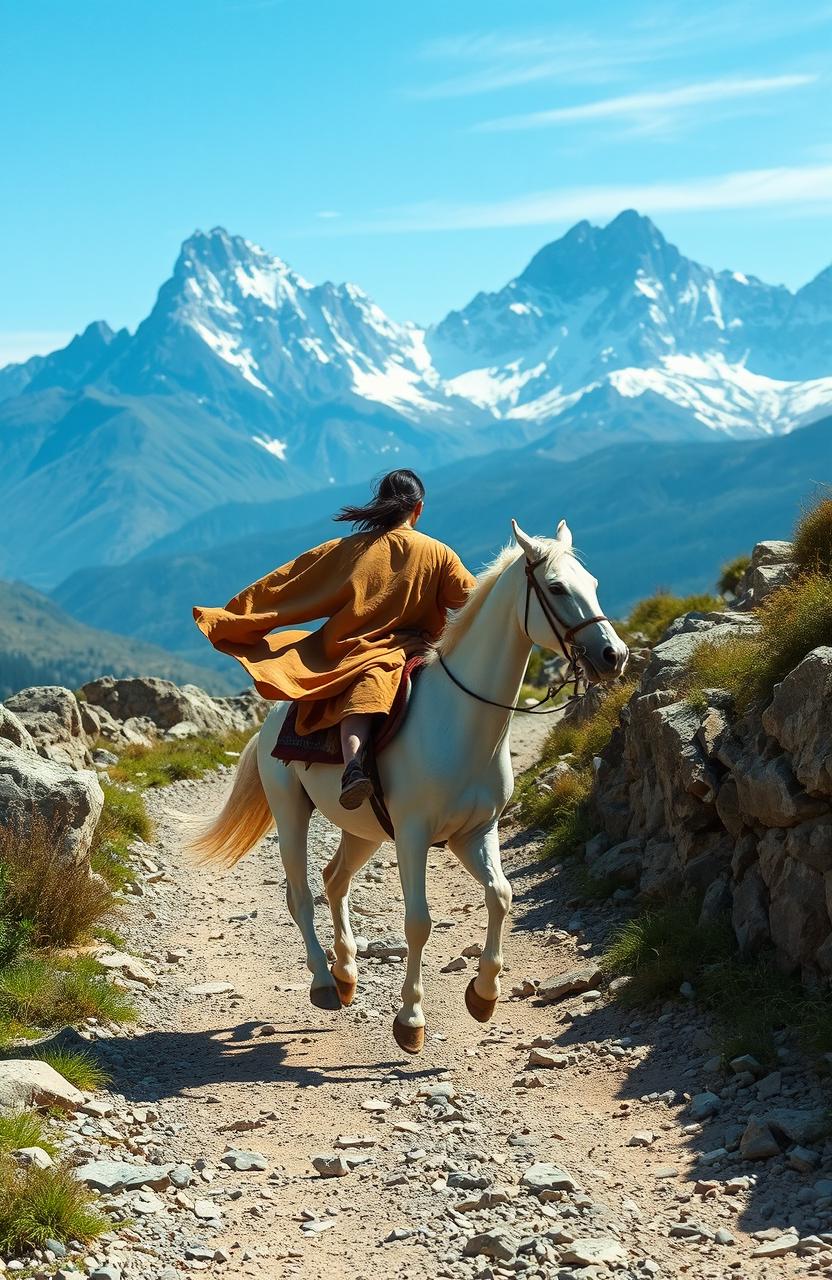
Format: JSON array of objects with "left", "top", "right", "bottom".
[
  {"left": 0, "top": 1160, "right": 107, "bottom": 1251},
  {"left": 718, "top": 554, "right": 751, "bottom": 596},
  {"left": 793, "top": 493, "right": 832, "bottom": 575},
  {"left": 682, "top": 632, "right": 761, "bottom": 712},
  {"left": 626, "top": 591, "right": 724, "bottom": 646}
]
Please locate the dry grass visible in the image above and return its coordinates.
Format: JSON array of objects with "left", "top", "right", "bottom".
[
  {"left": 683, "top": 572, "right": 832, "bottom": 711},
  {"left": 793, "top": 493, "right": 832, "bottom": 576},
  {"left": 0, "top": 814, "right": 115, "bottom": 952}
]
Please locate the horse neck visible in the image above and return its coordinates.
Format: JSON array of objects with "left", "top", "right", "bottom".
[{"left": 437, "top": 557, "right": 532, "bottom": 746}]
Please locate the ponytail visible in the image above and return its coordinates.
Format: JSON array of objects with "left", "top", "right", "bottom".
[{"left": 334, "top": 469, "right": 425, "bottom": 534}]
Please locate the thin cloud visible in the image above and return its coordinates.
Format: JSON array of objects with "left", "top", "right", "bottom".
[
  {"left": 413, "top": 8, "right": 832, "bottom": 100},
  {"left": 315, "top": 210, "right": 342, "bottom": 220},
  {"left": 476, "top": 74, "right": 817, "bottom": 132},
  {"left": 345, "top": 164, "right": 832, "bottom": 234}
]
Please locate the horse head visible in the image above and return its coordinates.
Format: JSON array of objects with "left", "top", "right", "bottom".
[{"left": 511, "top": 518, "right": 629, "bottom": 684}]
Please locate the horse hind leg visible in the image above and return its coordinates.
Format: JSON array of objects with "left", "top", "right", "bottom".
[
  {"left": 323, "top": 832, "right": 379, "bottom": 1006},
  {"left": 450, "top": 824, "right": 512, "bottom": 1023},
  {"left": 265, "top": 769, "right": 340, "bottom": 1011},
  {"left": 392, "top": 827, "right": 431, "bottom": 1055}
]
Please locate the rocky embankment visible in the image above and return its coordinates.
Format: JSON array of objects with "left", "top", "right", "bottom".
[{"left": 587, "top": 539, "right": 832, "bottom": 977}]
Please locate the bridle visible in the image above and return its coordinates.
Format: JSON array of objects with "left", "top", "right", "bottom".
[{"left": 437, "top": 553, "right": 610, "bottom": 715}]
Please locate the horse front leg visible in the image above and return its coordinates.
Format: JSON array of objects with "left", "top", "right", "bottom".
[
  {"left": 323, "top": 832, "right": 379, "bottom": 1006},
  {"left": 393, "top": 827, "right": 431, "bottom": 1056},
  {"left": 450, "top": 823, "right": 512, "bottom": 1023}
]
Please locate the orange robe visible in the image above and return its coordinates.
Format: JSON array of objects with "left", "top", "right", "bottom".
[{"left": 193, "top": 526, "right": 475, "bottom": 735}]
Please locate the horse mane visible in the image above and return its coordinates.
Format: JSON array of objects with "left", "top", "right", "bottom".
[{"left": 435, "top": 538, "right": 570, "bottom": 658}]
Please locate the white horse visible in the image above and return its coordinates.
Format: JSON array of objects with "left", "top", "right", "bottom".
[{"left": 190, "top": 519, "right": 628, "bottom": 1054}]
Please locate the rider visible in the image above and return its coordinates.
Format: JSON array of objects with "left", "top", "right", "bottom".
[{"left": 193, "top": 469, "right": 475, "bottom": 810}]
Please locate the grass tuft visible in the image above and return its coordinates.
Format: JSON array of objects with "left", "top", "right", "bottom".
[
  {"left": 718, "top": 554, "right": 751, "bottom": 596},
  {"left": 0, "top": 954, "right": 134, "bottom": 1035},
  {"left": 793, "top": 493, "right": 832, "bottom": 576},
  {"left": 35, "top": 1046, "right": 110, "bottom": 1092},
  {"left": 600, "top": 898, "right": 734, "bottom": 1007},
  {"left": 0, "top": 1160, "right": 107, "bottom": 1252},
  {"left": 0, "top": 1112, "right": 57, "bottom": 1159}
]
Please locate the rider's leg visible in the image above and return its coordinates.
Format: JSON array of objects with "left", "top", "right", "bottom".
[
  {"left": 340, "top": 713, "right": 372, "bottom": 767},
  {"left": 339, "top": 713, "right": 374, "bottom": 810}
]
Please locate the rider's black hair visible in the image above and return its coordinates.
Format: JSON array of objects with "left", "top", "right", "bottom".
[{"left": 333, "top": 469, "right": 425, "bottom": 534}]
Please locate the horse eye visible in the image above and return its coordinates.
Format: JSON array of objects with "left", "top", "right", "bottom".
[{"left": 548, "top": 582, "right": 567, "bottom": 595}]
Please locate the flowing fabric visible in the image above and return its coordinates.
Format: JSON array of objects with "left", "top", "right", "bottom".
[{"left": 193, "top": 526, "right": 475, "bottom": 734}]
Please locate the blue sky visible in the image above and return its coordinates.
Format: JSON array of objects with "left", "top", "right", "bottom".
[{"left": 1, "top": 0, "right": 831, "bottom": 364}]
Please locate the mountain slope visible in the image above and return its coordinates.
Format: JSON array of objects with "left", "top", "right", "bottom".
[
  {"left": 0, "top": 579, "right": 237, "bottom": 700},
  {"left": 427, "top": 209, "right": 832, "bottom": 440},
  {"left": 3, "top": 214, "right": 832, "bottom": 588},
  {"left": 52, "top": 414, "right": 832, "bottom": 670}
]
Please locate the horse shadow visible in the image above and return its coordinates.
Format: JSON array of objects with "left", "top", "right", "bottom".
[{"left": 35, "top": 1021, "right": 447, "bottom": 1104}]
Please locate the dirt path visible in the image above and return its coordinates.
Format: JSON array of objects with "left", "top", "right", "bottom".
[{"left": 80, "top": 714, "right": 823, "bottom": 1279}]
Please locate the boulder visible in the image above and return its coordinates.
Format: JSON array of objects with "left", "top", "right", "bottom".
[
  {"left": 766, "top": 856, "right": 829, "bottom": 971},
  {"left": 74, "top": 1160, "right": 173, "bottom": 1192},
  {"left": 586, "top": 838, "right": 643, "bottom": 885},
  {"left": 0, "top": 744, "right": 103, "bottom": 866},
  {"left": 537, "top": 963, "right": 602, "bottom": 1004},
  {"left": 0, "top": 1059, "right": 84, "bottom": 1114},
  {"left": 4, "top": 686, "right": 91, "bottom": 769},
  {"left": 762, "top": 648, "right": 832, "bottom": 797},
  {"left": 0, "top": 705, "right": 36, "bottom": 752},
  {"left": 734, "top": 541, "right": 795, "bottom": 608},
  {"left": 81, "top": 676, "right": 265, "bottom": 737}
]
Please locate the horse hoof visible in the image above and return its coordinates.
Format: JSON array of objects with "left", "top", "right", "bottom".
[
  {"left": 310, "top": 983, "right": 342, "bottom": 1011},
  {"left": 330, "top": 967, "right": 357, "bottom": 1007},
  {"left": 465, "top": 976, "right": 497, "bottom": 1023},
  {"left": 392, "top": 1016, "right": 425, "bottom": 1056}
]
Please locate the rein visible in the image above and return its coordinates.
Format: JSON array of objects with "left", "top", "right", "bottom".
[{"left": 437, "top": 553, "right": 609, "bottom": 716}]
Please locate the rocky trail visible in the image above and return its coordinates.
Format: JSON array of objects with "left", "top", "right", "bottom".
[{"left": 51, "top": 713, "right": 832, "bottom": 1280}]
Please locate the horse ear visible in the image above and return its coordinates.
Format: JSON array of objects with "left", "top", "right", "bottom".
[
  {"left": 511, "top": 518, "right": 536, "bottom": 558},
  {"left": 556, "top": 519, "right": 573, "bottom": 549}
]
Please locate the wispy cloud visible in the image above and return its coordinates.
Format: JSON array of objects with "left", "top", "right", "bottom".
[
  {"left": 413, "top": 8, "right": 832, "bottom": 100},
  {"left": 315, "top": 210, "right": 342, "bottom": 220},
  {"left": 412, "top": 30, "right": 676, "bottom": 99},
  {"left": 476, "top": 74, "right": 816, "bottom": 133},
  {"left": 345, "top": 164, "right": 832, "bottom": 234}
]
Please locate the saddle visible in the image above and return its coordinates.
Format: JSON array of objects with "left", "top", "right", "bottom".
[{"left": 271, "top": 654, "right": 427, "bottom": 838}]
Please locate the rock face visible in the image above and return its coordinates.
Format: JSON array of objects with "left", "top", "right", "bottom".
[
  {"left": 0, "top": 743, "right": 104, "bottom": 865},
  {"left": 591, "top": 540, "right": 832, "bottom": 977},
  {"left": 81, "top": 676, "right": 265, "bottom": 738},
  {"left": 5, "top": 685, "right": 92, "bottom": 769}
]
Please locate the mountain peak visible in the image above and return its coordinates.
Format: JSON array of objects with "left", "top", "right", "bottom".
[{"left": 518, "top": 209, "right": 677, "bottom": 296}]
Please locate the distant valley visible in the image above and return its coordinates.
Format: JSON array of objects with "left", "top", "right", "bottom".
[{"left": 53, "top": 415, "right": 832, "bottom": 673}]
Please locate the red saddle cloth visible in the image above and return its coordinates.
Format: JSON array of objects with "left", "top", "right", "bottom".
[{"left": 271, "top": 654, "right": 427, "bottom": 766}]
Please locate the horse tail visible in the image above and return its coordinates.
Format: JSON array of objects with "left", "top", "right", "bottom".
[{"left": 186, "top": 732, "right": 274, "bottom": 868}]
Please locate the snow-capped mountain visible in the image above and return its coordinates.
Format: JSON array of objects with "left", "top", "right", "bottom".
[
  {"left": 1, "top": 213, "right": 831, "bottom": 589},
  {"left": 427, "top": 209, "right": 832, "bottom": 447}
]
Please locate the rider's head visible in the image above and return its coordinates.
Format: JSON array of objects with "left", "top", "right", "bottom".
[{"left": 334, "top": 469, "right": 425, "bottom": 533}]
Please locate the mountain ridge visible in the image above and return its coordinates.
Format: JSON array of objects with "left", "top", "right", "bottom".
[{"left": 2, "top": 211, "right": 832, "bottom": 587}]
